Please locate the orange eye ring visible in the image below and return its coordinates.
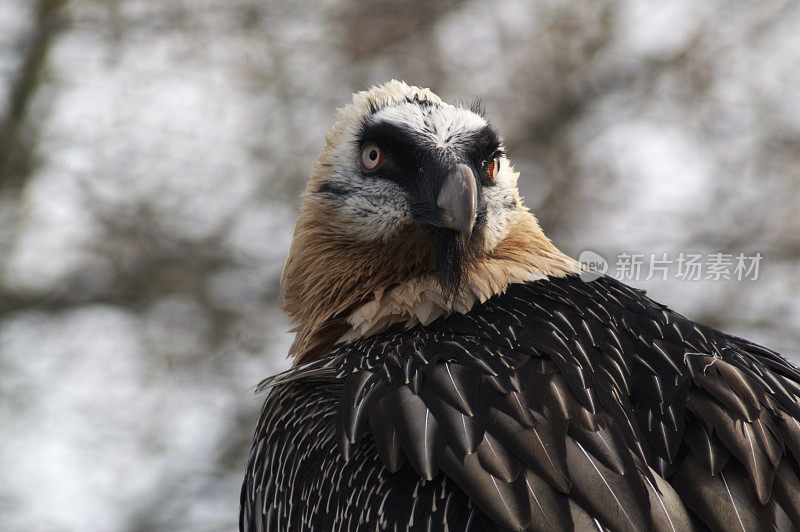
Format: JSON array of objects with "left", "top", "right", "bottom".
[
  {"left": 361, "top": 143, "right": 384, "bottom": 171},
  {"left": 487, "top": 157, "right": 499, "bottom": 180}
]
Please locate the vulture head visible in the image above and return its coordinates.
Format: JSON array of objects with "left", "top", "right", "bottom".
[{"left": 281, "top": 81, "right": 578, "bottom": 364}]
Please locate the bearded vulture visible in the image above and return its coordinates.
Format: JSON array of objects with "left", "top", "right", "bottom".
[{"left": 240, "top": 81, "right": 800, "bottom": 531}]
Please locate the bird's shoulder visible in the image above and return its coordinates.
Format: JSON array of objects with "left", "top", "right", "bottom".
[
  {"left": 247, "top": 275, "right": 800, "bottom": 531},
  {"left": 331, "top": 274, "right": 800, "bottom": 530},
  {"left": 304, "top": 275, "right": 683, "bottom": 530}
]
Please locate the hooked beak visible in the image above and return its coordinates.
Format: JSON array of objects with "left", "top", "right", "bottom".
[{"left": 436, "top": 164, "right": 478, "bottom": 248}]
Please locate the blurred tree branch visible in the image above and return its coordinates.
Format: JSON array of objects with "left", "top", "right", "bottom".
[{"left": 0, "top": 0, "right": 68, "bottom": 192}]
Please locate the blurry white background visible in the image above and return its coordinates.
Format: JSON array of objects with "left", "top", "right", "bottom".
[{"left": 1, "top": 0, "right": 798, "bottom": 530}]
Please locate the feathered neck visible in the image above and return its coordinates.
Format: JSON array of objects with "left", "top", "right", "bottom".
[{"left": 281, "top": 207, "right": 579, "bottom": 366}]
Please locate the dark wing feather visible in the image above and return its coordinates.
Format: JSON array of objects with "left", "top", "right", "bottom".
[
  {"left": 329, "top": 303, "right": 665, "bottom": 531},
  {"left": 242, "top": 274, "right": 800, "bottom": 531}
]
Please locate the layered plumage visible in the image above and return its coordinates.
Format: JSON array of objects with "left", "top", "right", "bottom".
[{"left": 241, "top": 82, "right": 800, "bottom": 531}]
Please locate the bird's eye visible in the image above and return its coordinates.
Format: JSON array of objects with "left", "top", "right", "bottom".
[
  {"left": 361, "top": 143, "right": 384, "bottom": 171},
  {"left": 487, "top": 157, "right": 499, "bottom": 180}
]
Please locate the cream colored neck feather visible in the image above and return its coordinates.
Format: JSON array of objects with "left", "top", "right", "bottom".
[{"left": 282, "top": 206, "right": 579, "bottom": 366}]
